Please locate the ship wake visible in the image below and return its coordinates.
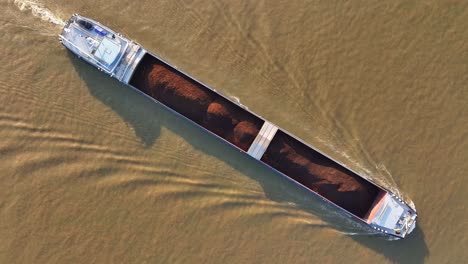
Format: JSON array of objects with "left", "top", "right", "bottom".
[{"left": 13, "top": 0, "right": 65, "bottom": 26}]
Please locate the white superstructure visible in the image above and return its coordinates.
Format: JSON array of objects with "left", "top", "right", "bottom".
[{"left": 59, "top": 14, "right": 146, "bottom": 82}]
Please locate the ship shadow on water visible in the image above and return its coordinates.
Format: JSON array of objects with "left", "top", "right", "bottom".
[
  {"left": 68, "top": 54, "right": 428, "bottom": 264},
  {"left": 67, "top": 53, "right": 162, "bottom": 147},
  {"left": 351, "top": 225, "right": 428, "bottom": 264}
]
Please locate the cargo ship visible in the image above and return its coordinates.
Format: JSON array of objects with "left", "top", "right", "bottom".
[{"left": 59, "top": 14, "right": 417, "bottom": 239}]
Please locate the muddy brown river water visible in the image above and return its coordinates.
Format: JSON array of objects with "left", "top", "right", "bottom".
[{"left": 1, "top": 1, "right": 467, "bottom": 263}]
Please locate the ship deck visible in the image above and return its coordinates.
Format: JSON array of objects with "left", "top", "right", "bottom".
[{"left": 61, "top": 16, "right": 128, "bottom": 73}]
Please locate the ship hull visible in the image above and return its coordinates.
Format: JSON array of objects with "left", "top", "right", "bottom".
[{"left": 59, "top": 14, "right": 417, "bottom": 239}]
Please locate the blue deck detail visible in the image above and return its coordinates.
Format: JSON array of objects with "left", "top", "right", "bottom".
[{"left": 94, "top": 25, "right": 108, "bottom": 36}]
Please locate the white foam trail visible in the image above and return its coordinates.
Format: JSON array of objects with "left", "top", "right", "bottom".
[
  {"left": 229, "top": 95, "right": 248, "bottom": 109},
  {"left": 14, "top": 0, "right": 65, "bottom": 26}
]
